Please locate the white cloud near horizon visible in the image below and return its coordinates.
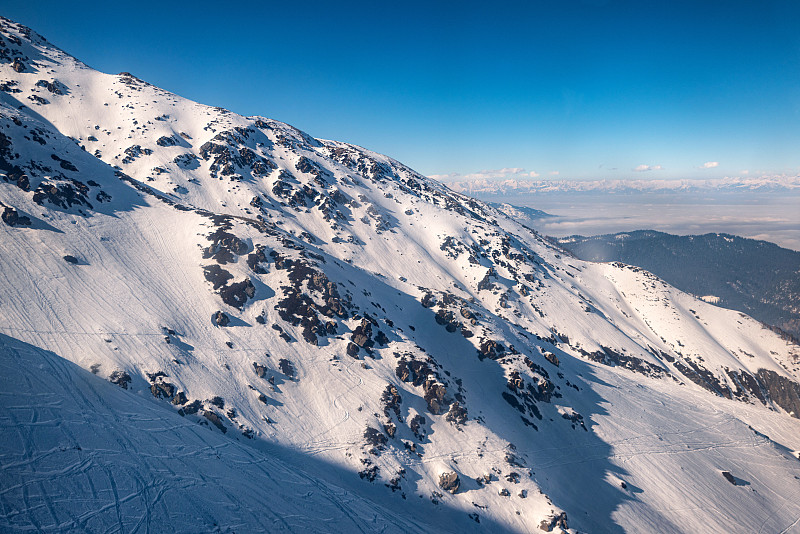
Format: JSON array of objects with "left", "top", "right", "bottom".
[
  {"left": 633, "top": 164, "right": 663, "bottom": 172},
  {"left": 429, "top": 167, "right": 540, "bottom": 182},
  {"left": 701, "top": 161, "right": 720, "bottom": 169}
]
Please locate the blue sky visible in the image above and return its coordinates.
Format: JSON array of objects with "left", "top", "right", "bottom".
[{"left": 4, "top": 0, "right": 799, "bottom": 180}]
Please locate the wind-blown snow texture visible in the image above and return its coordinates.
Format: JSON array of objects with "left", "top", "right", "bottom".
[{"left": 1, "top": 17, "right": 800, "bottom": 533}]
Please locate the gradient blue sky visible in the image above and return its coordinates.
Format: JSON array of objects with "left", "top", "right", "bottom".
[{"left": 4, "top": 0, "right": 799, "bottom": 180}]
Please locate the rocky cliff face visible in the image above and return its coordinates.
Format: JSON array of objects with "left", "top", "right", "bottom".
[{"left": 2, "top": 16, "right": 800, "bottom": 533}]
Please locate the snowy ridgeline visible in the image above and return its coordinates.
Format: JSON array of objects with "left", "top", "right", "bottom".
[{"left": 2, "top": 16, "right": 800, "bottom": 534}]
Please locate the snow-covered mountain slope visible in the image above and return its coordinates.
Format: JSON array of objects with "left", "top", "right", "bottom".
[
  {"left": 2, "top": 16, "right": 800, "bottom": 533},
  {"left": 0, "top": 333, "right": 433, "bottom": 533},
  {"left": 555, "top": 230, "right": 800, "bottom": 339}
]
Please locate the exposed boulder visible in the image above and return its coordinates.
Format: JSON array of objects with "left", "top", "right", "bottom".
[
  {"left": 274, "top": 255, "right": 348, "bottom": 346},
  {"left": 374, "top": 330, "right": 389, "bottom": 346},
  {"left": 438, "top": 471, "right": 460, "bottom": 494},
  {"left": 271, "top": 323, "right": 293, "bottom": 342},
  {"left": 421, "top": 293, "right": 436, "bottom": 308},
  {"left": 219, "top": 277, "right": 256, "bottom": 310},
  {"left": 150, "top": 381, "right": 176, "bottom": 399},
  {"left": 35, "top": 79, "right": 67, "bottom": 95},
  {"left": 203, "top": 264, "right": 233, "bottom": 289},
  {"left": 278, "top": 358, "right": 295, "bottom": 378},
  {"left": 383, "top": 422, "right": 396, "bottom": 438},
  {"left": 423, "top": 379, "right": 448, "bottom": 415},
  {"left": 477, "top": 269, "right": 496, "bottom": 291},
  {"left": 203, "top": 226, "right": 248, "bottom": 264},
  {"left": 543, "top": 351, "right": 560, "bottom": 367},
  {"left": 478, "top": 339, "right": 505, "bottom": 360},
  {"left": 108, "top": 370, "right": 131, "bottom": 389},
  {"left": 380, "top": 384, "right": 402, "bottom": 420},
  {"left": 351, "top": 317, "right": 374, "bottom": 348},
  {"left": 156, "top": 135, "right": 179, "bottom": 147},
  {"left": 122, "top": 144, "right": 153, "bottom": 164},
  {"left": 358, "top": 462, "right": 379, "bottom": 482},
  {"left": 33, "top": 179, "right": 92, "bottom": 210},
  {"left": 202, "top": 410, "right": 227, "bottom": 433},
  {"left": 539, "top": 512, "right": 568, "bottom": 532},
  {"left": 445, "top": 401, "right": 468, "bottom": 425},
  {"left": 253, "top": 362, "right": 268, "bottom": 378},
  {"left": 364, "top": 426, "right": 388, "bottom": 451},
  {"left": 1, "top": 206, "right": 31, "bottom": 226},
  {"left": 409, "top": 414, "right": 427, "bottom": 441},
  {"left": 213, "top": 310, "right": 230, "bottom": 327},
  {"left": 11, "top": 57, "right": 26, "bottom": 72},
  {"left": 145, "top": 371, "right": 177, "bottom": 400},
  {"left": 182, "top": 400, "right": 201, "bottom": 415},
  {"left": 395, "top": 356, "right": 434, "bottom": 387},
  {"left": 246, "top": 245, "right": 270, "bottom": 274}
]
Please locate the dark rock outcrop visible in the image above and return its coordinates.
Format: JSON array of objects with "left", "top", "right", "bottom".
[
  {"left": 108, "top": 370, "right": 131, "bottom": 389},
  {"left": 219, "top": 277, "right": 256, "bottom": 310},
  {"left": 346, "top": 342, "right": 360, "bottom": 357},
  {"left": 253, "top": 362, "right": 268, "bottom": 378},
  {"left": 381, "top": 384, "right": 402, "bottom": 420},
  {"left": 438, "top": 471, "right": 460, "bottom": 494},
  {"left": 478, "top": 339, "right": 505, "bottom": 360},
  {"left": 278, "top": 358, "right": 295, "bottom": 378},
  {"left": 213, "top": 310, "right": 230, "bottom": 327},
  {"left": 1, "top": 205, "right": 31, "bottom": 226},
  {"left": 202, "top": 410, "right": 227, "bottom": 433},
  {"left": 445, "top": 401, "right": 468, "bottom": 426},
  {"left": 756, "top": 369, "right": 800, "bottom": 418},
  {"left": 423, "top": 379, "right": 448, "bottom": 415},
  {"left": 539, "top": 512, "right": 568, "bottom": 532},
  {"left": 409, "top": 414, "right": 426, "bottom": 440},
  {"left": 364, "top": 426, "right": 388, "bottom": 451},
  {"left": 33, "top": 179, "right": 92, "bottom": 210}
]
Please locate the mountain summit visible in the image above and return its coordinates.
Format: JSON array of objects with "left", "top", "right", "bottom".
[{"left": 2, "top": 17, "right": 800, "bottom": 533}]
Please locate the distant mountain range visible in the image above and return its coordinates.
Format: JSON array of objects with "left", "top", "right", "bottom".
[
  {"left": 555, "top": 230, "right": 800, "bottom": 340},
  {"left": 446, "top": 176, "right": 800, "bottom": 195}
]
